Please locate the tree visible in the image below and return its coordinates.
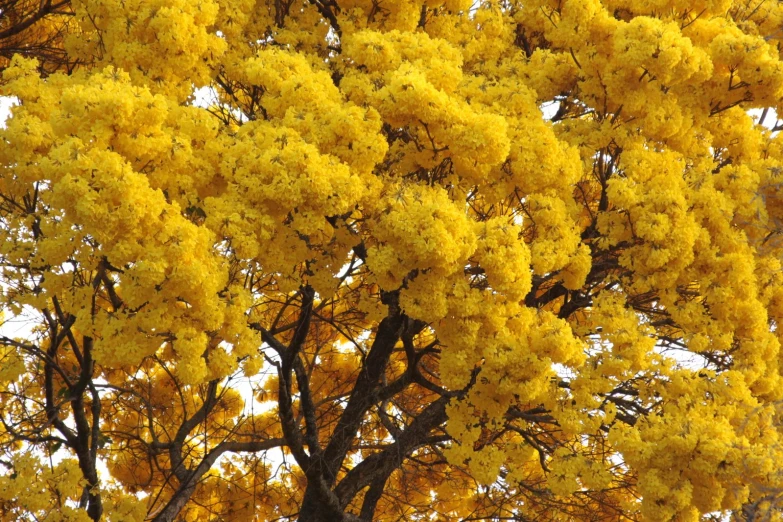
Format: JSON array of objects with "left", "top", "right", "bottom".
[{"left": 2, "top": 0, "right": 783, "bottom": 520}]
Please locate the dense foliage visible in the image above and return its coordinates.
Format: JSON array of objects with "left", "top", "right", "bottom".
[{"left": 3, "top": 0, "right": 783, "bottom": 520}]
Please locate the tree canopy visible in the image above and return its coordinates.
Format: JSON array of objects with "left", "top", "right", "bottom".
[{"left": 2, "top": 0, "right": 783, "bottom": 520}]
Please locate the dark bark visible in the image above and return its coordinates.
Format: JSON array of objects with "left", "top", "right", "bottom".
[
  {"left": 0, "top": 0, "right": 69, "bottom": 41},
  {"left": 337, "top": 396, "right": 451, "bottom": 515},
  {"left": 297, "top": 306, "right": 408, "bottom": 521},
  {"left": 150, "top": 439, "right": 284, "bottom": 522}
]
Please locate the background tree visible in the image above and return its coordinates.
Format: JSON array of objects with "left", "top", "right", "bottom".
[{"left": 3, "top": 0, "right": 783, "bottom": 521}]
